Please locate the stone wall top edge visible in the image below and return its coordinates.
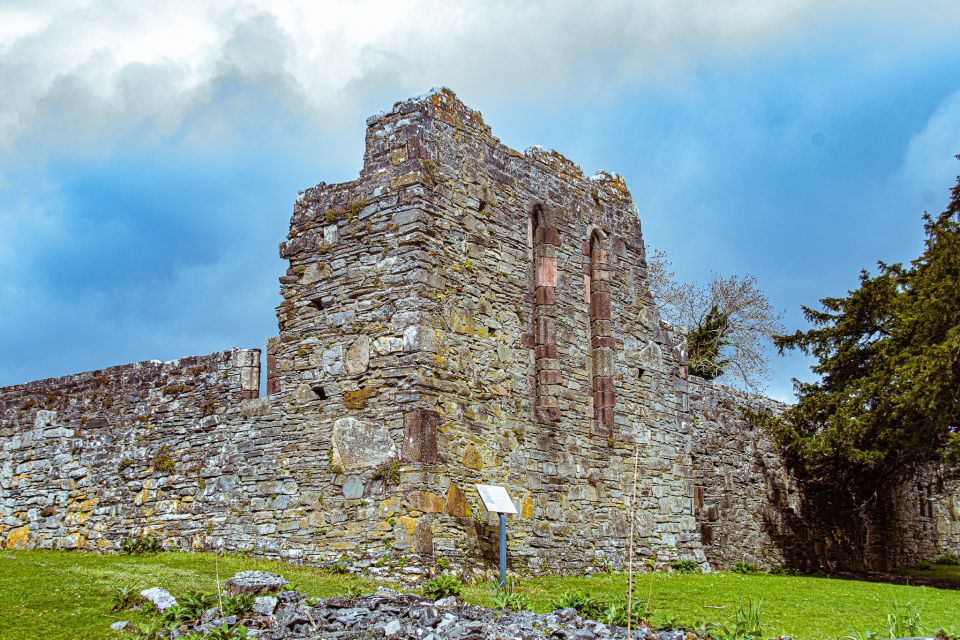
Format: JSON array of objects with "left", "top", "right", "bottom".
[
  {"left": 0, "top": 347, "right": 259, "bottom": 394},
  {"left": 364, "top": 88, "right": 636, "bottom": 202},
  {"left": 690, "top": 374, "right": 790, "bottom": 412}
]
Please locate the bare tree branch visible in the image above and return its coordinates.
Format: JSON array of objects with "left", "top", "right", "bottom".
[{"left": 645, "top": 243, "right": 783, "bottom": 391}]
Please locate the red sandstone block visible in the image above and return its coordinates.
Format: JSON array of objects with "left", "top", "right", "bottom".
[
  {"left": 539, "top": 370, "right": 561, "bottom": 385},
  {"left": 591, "top": 292, "right": 611, "bottom": 320},
  {"left": 536, "top": 286, "right": 556, "bottom": 305},
  {"left": 592, "top": 336, "right": 615, "bottom": 349},
  {"left": 600, "top": 407, "right": 615, "bottom": 430},
  {"left": 536, "top": 257, "right": 557, "bottom": 287},
  {"left": 536, "top": 344, "right": 558, "bottom": 359},
  {"left": 535, "top": 226, "right": 561, "bottom": 246},
  {"left": 536, "top": 316, "right": 556, "bottom": 346},
  {"left": 521, "top": 332, "right": 535, "bottom": 348}
]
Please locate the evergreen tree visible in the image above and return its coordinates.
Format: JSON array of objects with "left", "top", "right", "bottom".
[
  {"left": 774, "top": 167, "right": 960, "bottom": 501},
  {"left": 687, "top": 305, "right": 730, "bottom": 380}
]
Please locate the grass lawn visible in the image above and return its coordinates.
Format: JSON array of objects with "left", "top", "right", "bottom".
[
  {"left": 907, "top": 564, "right": 960, "bottom": 583},
  {"left": 1, "top": 550, "right": 959, "bottom": 640}
]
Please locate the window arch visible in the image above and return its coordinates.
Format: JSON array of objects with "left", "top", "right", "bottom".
[
  {"left": 529, "top": 205, "right": 560, "bottom": 423},
  {"left": 585, "top": 226, "right": 615, "bottom": 436}
]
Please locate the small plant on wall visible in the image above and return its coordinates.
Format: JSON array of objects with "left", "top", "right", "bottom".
[{"left": 372, "top": 458, "right": 402, "bottom": 488}]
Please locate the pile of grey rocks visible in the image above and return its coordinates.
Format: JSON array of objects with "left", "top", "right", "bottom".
[{"left": 111, "top": 570, "right": 755, "bottom": 640}]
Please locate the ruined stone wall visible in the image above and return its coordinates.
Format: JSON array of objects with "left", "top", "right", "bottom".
[
  {"left": 688, "top": 374, "right": 960, "bottom": 571},
  {"left": 373, "top": 90, "right": 702, "bottom": 572},
  {"left": 0, "top": 350, "right": 263, "bottom": 551},
  {"left": 1, "top": 88, "right": 957, "bottom": 575},
  {"left": 688, "top": 377, "right": 796, "bottom": 569}
]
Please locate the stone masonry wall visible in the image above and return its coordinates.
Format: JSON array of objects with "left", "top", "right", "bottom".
[
  {"left": 0, "top": 350, "right": 262, "bottom": 550},
  {"left": 378, "top": 89, "right": 703, "bottom": 572},
  {"left": 1, "top": 88, "right": 957, "bottom": 574},
  {"left": 688, "top": 377, "right": 799, "bottom": 569}
]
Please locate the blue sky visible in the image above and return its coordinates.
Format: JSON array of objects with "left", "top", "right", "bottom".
[{"left": 1, "top": 2, "right": 959, "bottom": 401}]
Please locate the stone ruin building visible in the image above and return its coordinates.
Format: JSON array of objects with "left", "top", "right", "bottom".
[{"left": 1, "top": 89, "right": 958, "bottom": 575}]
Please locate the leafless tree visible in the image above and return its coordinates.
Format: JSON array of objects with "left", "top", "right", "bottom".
[{"left": 645, "top": 244, "right": 783, "bottom": 392}]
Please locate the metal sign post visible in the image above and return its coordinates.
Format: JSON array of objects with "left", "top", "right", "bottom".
[{"left": 475, "top": 484, "right": 517, "bottom": 589}]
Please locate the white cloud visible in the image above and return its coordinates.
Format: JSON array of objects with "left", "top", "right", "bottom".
[
  {"left": 9, "top": 0, "right": 956, "bottom": 150},
  {"left": 894, "top": 89, "right": 960, "bottom": 211}
]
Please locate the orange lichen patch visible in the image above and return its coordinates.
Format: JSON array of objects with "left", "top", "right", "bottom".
[
  {"left": 462, "top": 445, "right": 483, "bottom": 471},
  {"left": 522, "top": 497, "right": 535, "bottom": 519},
  {"left": 4, "top": 525, "right": 29, "bottom": 549},
  {"left": 378, "top": 496, "right": 401, "bottom": 519},
  {"left": 344, "top": 387, "right": 377, "bottom": 409},
  {"left": 446, "top": 484, "right": 471, "bottom": 517},
  {"left": 396, "top": 515, "right": 418, "bottom": 537},
  {"left": 416, "top": 491, "right": 446, "bottom": 513}
]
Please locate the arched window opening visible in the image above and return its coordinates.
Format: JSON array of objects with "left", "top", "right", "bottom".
[
  {"left": 529, "top": 205, "right": 560, "bottom": 424},
  {"left": 587, "top": 228, "right": 615, "bottom": 437}
]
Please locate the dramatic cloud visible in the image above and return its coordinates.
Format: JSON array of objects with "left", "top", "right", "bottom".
[{"left": 1, "top": 1, "right": 959, "bottom": 395}]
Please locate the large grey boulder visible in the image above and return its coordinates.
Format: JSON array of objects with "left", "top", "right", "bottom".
[{"left": 224, "top": 570, "right": 289, "bottom": 595}]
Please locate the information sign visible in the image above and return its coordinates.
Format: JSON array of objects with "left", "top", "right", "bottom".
[{"left": 475, "top": 484, "right": 518, "bottom": 514}]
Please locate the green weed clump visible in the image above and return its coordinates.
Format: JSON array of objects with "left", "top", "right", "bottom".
[
  {"left": 709, "top": 596, "right": 764, "bottom": 640},
  {"left": 668, "top": 559, "right": 699, "bottom": 573},
  {"left": 934, "top": 553, "right": 960, "bottom": 566},
  {"left": 549, "top": 591, "right": 607, "bottom": 618},
  {"left": 121, "top": 536, "right": 164, "bottom": 555},
  {"left": 151, "top": 445, "right": 176, "bottom": 473},
  {"left": 845, "top": 601, "right": 929, "bottom": 640},
  {"left": 422, "top": 574, "right": 464, "bottom": 600},
  {"left": 491, "top": 590, "right": 531, "bottom": 612},
  {"left": 110, "top": 586, "right": 145, "bottom": 612},
  {"left": 732, "top": 561, "right": 757, "bottom": 574}
]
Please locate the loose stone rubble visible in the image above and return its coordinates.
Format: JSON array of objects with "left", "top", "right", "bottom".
[
  {"left": 115, "top": 583, "right": 766, "bottom": 640},
  {"left": 225, "top": 571, "right": 290, "bottom": 596}
]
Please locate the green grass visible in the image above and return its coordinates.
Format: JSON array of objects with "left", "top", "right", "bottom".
[
  {"left": 907, "top": 564, "right": 960, "bottom": 582},
  {"left": 0, "top": 550, "right": 375, "bottom": 640},
  {"left": 1, "top": 551, "right": 958, "bottom": 640},
  {"left": 463, "top": 571, "right": 960, "bottom": 639}
]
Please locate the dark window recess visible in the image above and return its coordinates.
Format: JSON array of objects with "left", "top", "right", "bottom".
[
  {"left": 311, "top": 386, "right": 327, "bottom": 400},
  {"left": 477, "top": 198, "right": 487, "bottom": 212},
  {"left": 488, "top": 327, "right": 497, "bottom": 337},
  {"left": 638, "top": 367, "right": 645, "bottom": 378},
  {"left": 309, "top": 297, "right": 324, "bottom": 310}
]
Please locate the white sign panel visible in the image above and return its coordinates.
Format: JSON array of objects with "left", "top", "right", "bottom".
[{"left": 475, "top": 484, "right": 518, "bottom": 514}]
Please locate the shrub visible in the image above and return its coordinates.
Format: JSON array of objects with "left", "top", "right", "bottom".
[
  {"left": 731, "top": 561, "right": 757, "bottom": 574},
  {"left": 934, "top": 553, "right": 960, "bottom": 566},
  {"left": 669, "top": 559, "right": 699, "bottom": 573},
  {"left": 121, "top": 536, "right": 164, "bottom": 555},
  {"left": 422, "top": 574, "right": 464, "bottom": 600}
]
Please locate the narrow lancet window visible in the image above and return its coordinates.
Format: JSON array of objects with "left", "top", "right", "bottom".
[
  {"left": 530, "top": 205, "right": 560, "bottom": 423},
  {"left": 587, "top": 228, "right": 615, "bottom": 436}
]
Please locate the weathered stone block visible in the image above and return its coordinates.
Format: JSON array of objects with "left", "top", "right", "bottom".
[
  {"left": 331, "top": 418, "right": 397, "bottom": 470},
  {"left": 402, "top": 409, "right": 438, "bottom": 464}
]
